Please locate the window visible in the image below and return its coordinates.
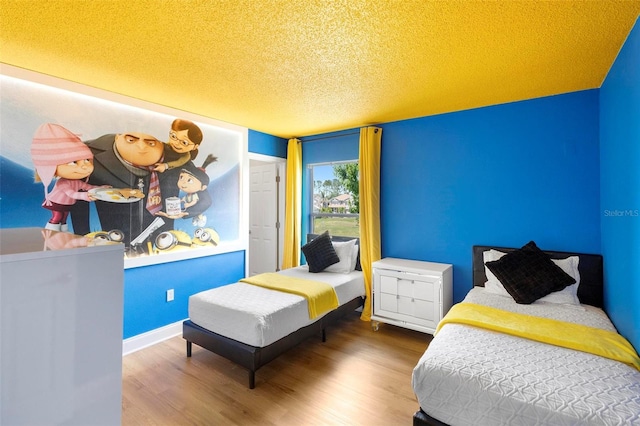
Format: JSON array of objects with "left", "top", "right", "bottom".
[{"left": 310, "top": 161, "right": 359, "bottom": 238}]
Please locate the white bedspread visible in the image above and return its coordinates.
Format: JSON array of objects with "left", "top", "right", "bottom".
[
  {"left": 412, "top": 288, "right": 640, "bottom": 426},
  {"left": 188, "top": 266, "right": 364, "bottom": 347}
]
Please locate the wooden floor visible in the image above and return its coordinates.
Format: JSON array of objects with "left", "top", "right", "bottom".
[{"left": 122, "top": 312, "right": 432, "bottom": 425}]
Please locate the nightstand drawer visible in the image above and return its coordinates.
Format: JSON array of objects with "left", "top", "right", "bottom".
[
  {"left": 379, "top": 293, "right": 438, "bottom": 324},
  {"left": 378, "top": 270, "right": 441, "bottom": 303}
]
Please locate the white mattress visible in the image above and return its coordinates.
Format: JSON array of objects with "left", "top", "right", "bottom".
[
  {"left": 188, "top": 266, "right": 365, "bottom": 347},
  {"left": 412, "top": 288, "right": 640, "bottom": 426}
]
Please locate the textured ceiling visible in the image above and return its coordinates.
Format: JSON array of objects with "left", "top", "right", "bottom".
[{"left": 1, "top": 1, "right": 639, "bottom": 138}]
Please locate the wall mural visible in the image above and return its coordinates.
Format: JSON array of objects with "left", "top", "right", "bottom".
[{"left": 0, "top": 71, "right": 246, "bottom": 267}]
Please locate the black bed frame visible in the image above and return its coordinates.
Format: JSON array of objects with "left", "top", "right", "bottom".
[
  {"left": 183, "top": 296, "right": 363, "bottom": 389},
  {"left": 183, "top": 234, "right": 363, "bottom": 389},
  {"left": 413, "top": 244, "right": 604, "bottom": 426}
]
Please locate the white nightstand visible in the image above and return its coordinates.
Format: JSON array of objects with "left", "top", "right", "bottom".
[{"left": 371, "top": 257, "right": 453, "bottom": 334}]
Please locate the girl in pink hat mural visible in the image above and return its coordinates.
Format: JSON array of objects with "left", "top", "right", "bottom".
[{"left": 31, "top": 123, "right": 109, "bottom": 232}]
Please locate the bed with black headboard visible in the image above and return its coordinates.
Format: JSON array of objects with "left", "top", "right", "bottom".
[
  {"left": 182, "top": 234, "right": 364, "bottom": 389},
  {"left": 411, "top": 244, "right": 640, "bottom": 426}
]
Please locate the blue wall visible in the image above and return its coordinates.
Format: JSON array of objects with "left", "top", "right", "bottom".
[
  {"left": 248, "top": 129, "right": 288, "bottom": 158},
  {"left": 303, "top": 92, "right": 601, "bottom": 305},
  {"left": 380, "top": 92, "right": 601, "bottom": 303},
  {"left": 124, "top": 251, "right": 245, "bottom": 337},
  {"left": 600, "top": 18, "right": 640, "bottom": 349}
]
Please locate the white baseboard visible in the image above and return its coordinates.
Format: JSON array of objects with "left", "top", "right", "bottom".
[{"left": 122, "top": 319, "right": 185, "bottom": 356}]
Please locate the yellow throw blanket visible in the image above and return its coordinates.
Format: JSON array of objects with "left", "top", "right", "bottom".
[
  {"left": 240, "top": 273, "right": 339, "bottom": 319},
  {"left": 436, "top": 302, "right": 640, "bottom": 371}
]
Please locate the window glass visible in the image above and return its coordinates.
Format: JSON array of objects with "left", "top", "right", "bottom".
[{"left": 310, "top": 161, "right": 359, "bottom": 238}]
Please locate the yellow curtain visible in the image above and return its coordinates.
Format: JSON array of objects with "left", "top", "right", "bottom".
[
  {"left": 359, "top": 127, "right": 382, "bottom": 321},
  {"left": 282, "top": 138, "right": 302, "bottom": 269}
]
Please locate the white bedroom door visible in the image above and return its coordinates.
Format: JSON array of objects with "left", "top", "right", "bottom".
[{"left": 249, "top": 161, "right": 284, "bottom": 276}]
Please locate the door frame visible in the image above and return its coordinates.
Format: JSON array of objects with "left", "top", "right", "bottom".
[{"left": 248, "top": 153, "right": 286, "bottom": 276}]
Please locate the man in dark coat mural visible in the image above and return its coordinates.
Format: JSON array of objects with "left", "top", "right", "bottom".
[{"left": 70, "top": 132, "right": 200, "bottom": 251}]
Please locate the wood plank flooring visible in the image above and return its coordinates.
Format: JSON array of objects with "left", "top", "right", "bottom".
[{"left": 122, "top": 312, "right": 432, "bottom": 425}]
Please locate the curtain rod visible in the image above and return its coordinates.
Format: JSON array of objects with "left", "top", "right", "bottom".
[{"left": 300, "top": 131, "right": 359, "bottom": 143}]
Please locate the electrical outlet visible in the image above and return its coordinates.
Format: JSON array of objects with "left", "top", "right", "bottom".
[{"left": 166, "top": 289, "right": 174, "bottom": 302}]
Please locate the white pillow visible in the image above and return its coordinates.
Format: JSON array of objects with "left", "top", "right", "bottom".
[
  {"left": 483, "top": 249, "right": 510, "bottom": 297},
  {"left": 325, "top": 239, "right": 357, "bottom": 273},
  {"left": 350, "top": 243, "right": 359, "bottom": 271},
  {"left": 537, "top": 256, "right": 581, "bottom": 305}
]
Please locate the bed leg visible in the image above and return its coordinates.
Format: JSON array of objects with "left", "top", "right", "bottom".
[
  {"left": 322, "top": 328, "right": 327, "bottom": 342},
  {"left": 186, "top": 340, "right": 192, "bottom": 357},
  {"left": 249, "top": 371, "right": 255, "bottom": 389}
]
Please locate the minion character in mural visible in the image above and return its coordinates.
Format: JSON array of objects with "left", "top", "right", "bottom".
[
  {"left": 30, "top": 123, "right": 110, "bottom": 232},
  {"left": 151, "top": 228, "right": 219, "bottom": 255},
  {"left": 191, "top": 227, "right": 220, "bottom": 247},
  {"left": 153, "top": 230, "right": 193, "bottom": 253},
  {"left": 85, "top": 229, "right": 125, "bottom": 244}
]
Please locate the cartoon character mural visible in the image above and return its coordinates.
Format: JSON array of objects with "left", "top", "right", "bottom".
[
  {"left": 30, "top": 123, "right": 110, "bottom": 232},
  {"left": 71, "top": 126, "right": 209, "bottom": 254},
  {"left": 153, "top": 229, "right": 193, "bottom": 253},
  {"left": 42, "top": 228, "right": 93, "bottom": 250},
  {"left": 154, "top": 119, "right": 203, "bottom": 173},
  {"left": 29, "top": 118, "right": 222, "bottom": 258},
  {"left": 1, "top": 74, "right": 242, "bottom": 265},
  {"left": 191, "top": 227, "right": 220, "bottom": 247},
  {"left": 157, "top": 153, "right": 216, "bottom": 227},
  {"left": 153, "top": 227, "right": 220, "bottom": 254}
]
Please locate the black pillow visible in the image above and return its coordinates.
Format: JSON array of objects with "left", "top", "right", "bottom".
[
  {"left": 302, "top": 231, "right": 340, "bottom": 273},
  {"left": 485, "top": 241, "right": 576, "bottom": 304}
]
